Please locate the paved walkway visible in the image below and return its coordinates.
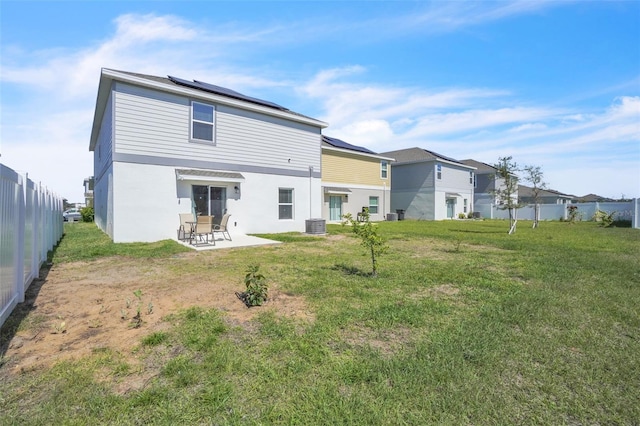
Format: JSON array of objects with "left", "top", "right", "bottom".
[{"left": 177, "top": 233, "right": 281, "bottom": 251}]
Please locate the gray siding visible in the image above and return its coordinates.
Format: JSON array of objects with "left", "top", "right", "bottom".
[
  {"left": 475, "top": 173, "right": 494, "bottom": 194},
  {"left": 94, "top": 89, "right": 114, "bottom": 183},
  {"left": 112, "top": 82, "right": 321, "bottom": 173},
  {"left": 391, "top": 162, "right": 434, "bottom": 190},
  {"left": 437, "top": 163, "right": 474, "bottom": 190}
]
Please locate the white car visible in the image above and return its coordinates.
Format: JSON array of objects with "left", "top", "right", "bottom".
[{"left": 63, "top": 208, "right": 82, "bottom": 222}]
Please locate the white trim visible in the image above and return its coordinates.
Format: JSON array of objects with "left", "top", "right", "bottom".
[{"left": 322, "top": 181, "right": 389, "bottom": 191}]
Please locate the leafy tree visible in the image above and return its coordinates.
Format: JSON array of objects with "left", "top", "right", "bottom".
[
  {"left": 522, "top": 165, "right": 547, "bottom": 229},
  {"left": 342, "top": 208, "right": 388, "bottom": 276},
  {"left": 492, "top": 156, "right": 522, "bottom": 234}
]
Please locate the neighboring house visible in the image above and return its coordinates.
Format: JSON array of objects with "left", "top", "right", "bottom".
[
  {"left": 83, "top": 176, "right": 94, "bottom": 208},
  {"left": 380, "top": 147, "right": 475, "bottom": 220},
  {"left": 460, "top": 159, "right": 518, "bottom": 207},
  {"left": 321, "top": 136, "right": 394, "bottom": 222},
  {"left": 89, "top": 68, "right": 327, "bottom": 243},
  {"left": 574, "top": 193, "right": 615, "bottom": 203},
  {"left": 518, "top": 185, "right": 575, "bottom": 204}
]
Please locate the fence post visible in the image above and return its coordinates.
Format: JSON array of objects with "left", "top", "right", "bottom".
[{"left": 16, "top": 175, "right": 26, "bottom": 302}]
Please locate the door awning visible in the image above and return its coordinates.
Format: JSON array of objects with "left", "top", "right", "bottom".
[
  {"left": 445, "top": 192, "right": 462, "bottom": 198},
  {"left": 176, "top": 169, "right": 245, "bottom": 183},
  {"left": 324, "top": 186, "right": 352, "bottom": 195}
]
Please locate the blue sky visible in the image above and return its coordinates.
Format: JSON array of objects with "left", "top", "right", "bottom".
[{"left": 1, "top": 1, "right": 638, "bottom": 202}]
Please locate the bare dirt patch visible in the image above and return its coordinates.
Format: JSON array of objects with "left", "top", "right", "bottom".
[{"left": 1, "top": 254, "right": 312, "bottom": 376}]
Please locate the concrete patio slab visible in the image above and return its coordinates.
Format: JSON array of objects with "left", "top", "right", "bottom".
[{"left": 177, "top": 233, "right": 281, "bottom": 251}]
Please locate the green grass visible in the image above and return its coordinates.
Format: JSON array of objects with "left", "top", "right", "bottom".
[
  {"left": 2, "top": 220, "right": 639, "bottom": 425},
  {"left": 51, "top": 222, "right": 191, "bottom": 262}
]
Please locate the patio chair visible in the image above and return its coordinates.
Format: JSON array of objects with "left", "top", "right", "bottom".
[
  {"left": 194, "top": 215, "right": 215, "bottom": 245},
  {"left": 213, "top": 213, "right": 232, "bottom": 241},
  {"left": 178, "top": 213, "right": 194, "bottom": 241}
]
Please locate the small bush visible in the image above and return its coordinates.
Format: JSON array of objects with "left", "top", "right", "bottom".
[
  {"left": 81, "top": 206, "right": 94, "bottom": 222},
  {"left": 593, "top": 209, "right": 616, "bottom": 227},
  {"left": 458, "top": 213, "right": 466, "bottom": 219},
  {"left": 239, "top": 264, "right": 268, "bottom": 307}
]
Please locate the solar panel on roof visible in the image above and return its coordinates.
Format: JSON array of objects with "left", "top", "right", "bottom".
[
  {"left": 323, "top": 136, "right": 376, "bottom": 155},
  {"left": 168, "top": 75, "right": 288, "bottom": 111},
  {"left": 193, "top": 80, "right": 287, "bottom": 110}
]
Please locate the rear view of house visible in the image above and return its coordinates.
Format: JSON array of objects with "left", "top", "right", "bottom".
[
  {"left": 89, "top": 69, "right": 327, "bottom": 242},
  {"left": 321, "top": 136, "right": 393, "bottom": 222},
  {"left": 381, "top": 147, "right": 475, "bottom": 220}
]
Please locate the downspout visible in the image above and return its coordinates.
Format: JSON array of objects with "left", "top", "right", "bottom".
[
  {"left": 383, "top": 181, "right": 386, "bottom": 218},
  {"left": 309, "top": 165, "right": 313, "bottom": 218}
]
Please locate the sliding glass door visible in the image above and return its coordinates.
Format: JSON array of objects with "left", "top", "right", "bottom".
[{"left": 192, "top": 185, "right": 226, "bottom": 225}]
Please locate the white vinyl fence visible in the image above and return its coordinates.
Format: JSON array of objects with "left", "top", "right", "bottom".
[
  {"left": 475, "top": 199, "right": 639, "bottom": 228},
  {"left": 1, "top": 163, "right": 64, "bottom": 329}
]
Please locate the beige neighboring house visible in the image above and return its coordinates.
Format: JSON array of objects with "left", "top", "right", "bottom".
[{"left": 321, "top": 136, "right": 394, "bottom": 222}]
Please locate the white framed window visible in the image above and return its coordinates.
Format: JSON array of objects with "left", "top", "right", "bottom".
[
  {"left": 470, "top": 171, "right": 474, "bottom": 185},
  {"left": 191, "top": 101, "right": 215, "bottom": 143},
  {"left": 369, "top": 196, "right": 379, "bottom": 214},
  {"left": 380, "top": 161, "right": 388, "bottom": 179},
  {"left": 279, "top": 188, "right": 294, "bottom": 220},
  {"left": 464, "top": 198, "right": 468, "bottom": 213},
  {"left": 436, "top": 164, "right": 442, "bottom": 180}
]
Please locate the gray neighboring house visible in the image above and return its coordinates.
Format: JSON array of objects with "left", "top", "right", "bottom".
[
  {"left": 380, "top": 147, "right": 475, "bottom": 220},
  {"left": 460, "top": 159, "right": 519, "bottom": 209},
  {"left": 518, "top": 185, "right": 575, "bottom": 205}
]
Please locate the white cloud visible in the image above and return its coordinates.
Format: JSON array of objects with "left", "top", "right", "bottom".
[
  {"left": 0, "top": 13, "right": 293, "bottom": 201},
  {"left": 509, "top": 123, "right": 548, "bottom": 132}
]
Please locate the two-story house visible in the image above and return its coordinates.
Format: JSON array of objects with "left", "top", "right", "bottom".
[
  {"left": 460, "top": 159, "right": 502, "bottom": 206},
  {"left": 89, "top": 69, "right": 327, "bottom": 243},
  {"left": 380, "top": 147, "right": 475, "bottom": 220},
  {"left": 321, "top": 136, "right": 394, "bottom": 222},
  {"left": 83, "top": 176, "right": 94, "bottom": 208}
]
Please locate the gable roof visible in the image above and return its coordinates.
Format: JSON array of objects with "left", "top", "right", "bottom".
[
  {"left": 573, "top": 193, "right": 615, "bottom": 202},
  {"left": 460, "top": 159, "right": 497, "bottom": 173},
  {"left": 380, "top": 147, "right": 473, "bottom": 169},
  {"left": 90, "top": 68, "right": 328, "bottom": 150},
  {"left": 518, "top": 185, "right": 575, "bottom": 199}
]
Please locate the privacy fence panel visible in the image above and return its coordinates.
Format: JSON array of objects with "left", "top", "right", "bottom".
[
  {"left": 472, "top": 200, "right": 637, "bottom": 227},
  {"left": 0, "top": 163, "right": 63, "bottom": 329}
]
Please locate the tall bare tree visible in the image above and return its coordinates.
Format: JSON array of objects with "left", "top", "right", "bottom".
[
  {"left": 492, "top": 156, "right": 521, "bottom": 234},
  {"left": 522, "top": 165, "right": 547, "bottom": 228}
]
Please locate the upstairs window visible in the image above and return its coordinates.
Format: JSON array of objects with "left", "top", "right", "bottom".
[
  {"left": 470, "top": 171, "right": 474, "bottom": 185},
  {"left": 436, "top": 164, "right": 442, "bottom": 180},
  {"left": 191, "top": 101, "right": 215, "bottom": 143},
  {"left": 380, "top": 161, "right": 388, "bottom": 179}
]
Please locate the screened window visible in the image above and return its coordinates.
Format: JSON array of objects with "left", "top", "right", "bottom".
[
  {"left": 369, "top": 196, "right": 379, "bottom": 214},
  {"left": 381, "top": 161, "right": 388, "bottom": 179},
  {"left": 191, "top": 101, "right": 215, "bottom": 142},
  {"left": 436, "top": 164, "right": 442, "bottom": 180},
  {"left": 279, "top": 188, "right": 293, "bottom": 220}
]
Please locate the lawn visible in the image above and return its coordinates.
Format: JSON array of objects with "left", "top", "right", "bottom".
[{"left": 1, "top": 220, "right": 639, "bottom": 425}]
